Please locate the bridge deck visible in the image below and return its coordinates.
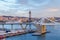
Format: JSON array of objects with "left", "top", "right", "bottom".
[{"left": 0, "top": 22, "right": 60, "bottom": 25}]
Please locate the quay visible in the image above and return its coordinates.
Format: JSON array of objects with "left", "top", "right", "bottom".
[{"left": 0, "top": 28, "right": 36, "bottom": 39}]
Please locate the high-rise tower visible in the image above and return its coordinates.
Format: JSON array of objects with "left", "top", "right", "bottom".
[
  {"left": 29, "top": 11, "right": 31, "bottom": 22},
  {"left": 29, "top": 11, "right": 31, "bottom": 30}
]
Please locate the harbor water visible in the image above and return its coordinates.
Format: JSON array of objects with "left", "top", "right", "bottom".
[{"left": 0, "top": 25, "right": 60, "bottom": 40}]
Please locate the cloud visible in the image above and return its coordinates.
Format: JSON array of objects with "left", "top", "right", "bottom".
[
  {"left": 15, "top": 10, "right": 29, "bottom": 17},
  {"left": 47, "top": 8, "right": 59, "bottom": 12},
  {"left": 31, "top": 8, "right": 60, "bottom": 17},
  {"left": 0, "top": 0, "right": 60, "bottom": 17},
  {"left": 28, "top": 0, "right": 50, "bottom": 7}
]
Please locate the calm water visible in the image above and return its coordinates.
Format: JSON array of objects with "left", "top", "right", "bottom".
[{"left": 1, "top": 25, "right": 60, "bottom": 40}]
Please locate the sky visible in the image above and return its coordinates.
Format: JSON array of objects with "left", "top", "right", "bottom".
[{"left": 0, "top": 0, "right": 60, "bottom": 18}]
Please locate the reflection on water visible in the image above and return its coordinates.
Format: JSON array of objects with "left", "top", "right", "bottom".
[{"left": 37, "top": 34, "right": 46, "bottom": 40}]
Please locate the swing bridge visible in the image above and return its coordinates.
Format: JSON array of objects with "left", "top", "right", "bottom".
[{"left": 0, "top": 17, "right": 60, "bottom": 34}]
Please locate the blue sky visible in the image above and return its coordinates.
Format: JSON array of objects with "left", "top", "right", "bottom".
[{"left": 0, "top": 0, "right": 60, "bottom": 17}]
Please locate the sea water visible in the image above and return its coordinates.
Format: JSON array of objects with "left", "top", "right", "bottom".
[{"left": 1, "top": 25, "right": 60, "bottom": 40}]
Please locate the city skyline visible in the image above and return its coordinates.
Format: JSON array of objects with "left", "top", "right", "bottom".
[{"left": 0, "top": 0, "right": 60, "bottom": 18}]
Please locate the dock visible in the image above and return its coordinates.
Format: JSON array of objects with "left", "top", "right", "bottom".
[{"left": 0, "top": 29, "right": 36, "bottom": 39}]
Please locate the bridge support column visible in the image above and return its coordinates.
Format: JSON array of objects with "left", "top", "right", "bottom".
[
  {"left": 41, "top": 25, "right": 46, "bottom": 34},
  {"left": 20, "top": 24, "right": 27, "bottom": 30},
  {"left": 2, "top": 24, "right": 4, "bottom": 31},
  {"left": 11, "top": 24, "right": 14, "bottom": 30},
  {"left": 33, "top": 24, "right": 46, "bottom": 35}
]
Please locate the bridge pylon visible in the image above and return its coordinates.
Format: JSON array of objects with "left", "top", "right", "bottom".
[
  {"left": 33, "top": 24, "right": 46, "bottom": 35},
  {"left": 41, "top": 25, "right": 46, "bottom": 34}
]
